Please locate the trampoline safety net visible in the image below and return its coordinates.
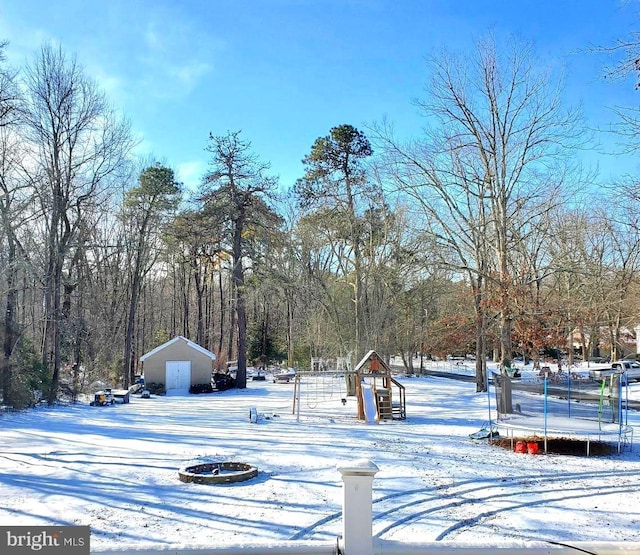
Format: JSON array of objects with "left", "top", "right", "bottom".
[{"left": 492, "top": 371, "right": 627, "bottom": 425}]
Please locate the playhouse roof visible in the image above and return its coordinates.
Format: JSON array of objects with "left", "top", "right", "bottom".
[
  {"left": 139, "top": 336, "right": 217, "bottom": 362},
  {"left": 354, "top": 350, "right": 391, "bottom": 374}
]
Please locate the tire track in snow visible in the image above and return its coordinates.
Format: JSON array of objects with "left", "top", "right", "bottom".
[{"left": 290, "top": 468, "right": 640, "bottom": 541}]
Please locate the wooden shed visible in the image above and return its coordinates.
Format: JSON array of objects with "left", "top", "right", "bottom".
[{"left": 139, "top": 336, "right": 216, "bottom": 391}]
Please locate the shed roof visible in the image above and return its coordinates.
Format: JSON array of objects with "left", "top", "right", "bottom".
[{"left": 139, "top": 336, "right": 217, "bottom": 362}]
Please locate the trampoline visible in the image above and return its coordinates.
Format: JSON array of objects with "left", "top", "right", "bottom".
[
  {"left": 497, "top": 414, "right": 633, "bottom": 456},
  {"left": 489, "top": 371, "right": 635, "bottom": 455}
]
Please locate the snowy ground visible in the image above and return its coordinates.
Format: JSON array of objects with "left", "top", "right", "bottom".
[{"left": 1, "top": 364, "right": 640, "bottom": 551}]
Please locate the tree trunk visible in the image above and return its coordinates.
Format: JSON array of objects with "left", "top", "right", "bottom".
[
  {"left": 2, "top": 236, "right": 16, "bottom": 405},
  {"left": 218, "top": 269, "right": 225, "bottom": 358},
  {"left": 123, "top": 239, "right": 146, "bottom": 388},
  {"left": 194, "top": 268, "right": 205, "bottom": 345},
  {"left": 227, "top": 276, "right": 235, "bottom": 364},
  {"left": 287, "top": 297, "right": 294, "bottom": 367},
  {"left": 122, "top": 282, "right": 139, "bottom": 389},
  {"left": 47, "top": 252, "right": 64, "bottom": 405},
  {"left": 473, "top": 280, "right": 487, "bottom": 393},
  {"left": 233, "top": 214, "right": 247, "bottom": 388}
]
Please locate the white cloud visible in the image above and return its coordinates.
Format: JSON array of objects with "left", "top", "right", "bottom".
[
  {"left": 176, "top": 159, "right": 206, "bottom": 191},
  {"left": 131, "top": 135, "right": 156, "bottom": 158},
  {"left": 133, "top": 14, "right": 219, "bottom": 98},
  {"left": 144, "top": 22, "right": 163, "bottom": 53},
  {"left": 89, "top": 65, "right": 126, "bottom": 103},
  {"left": 0, "top": 22, "right": 54, "bottom": 67},
  {"left": 171, "top": 61, "right": 214, "bottom": 91}
]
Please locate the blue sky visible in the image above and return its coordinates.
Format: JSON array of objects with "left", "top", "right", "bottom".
[{"left": 0, "top": 0, "right": 638, "bottom": 190}]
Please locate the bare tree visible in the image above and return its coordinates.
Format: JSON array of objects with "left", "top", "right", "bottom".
[
  {"left": 565, "top": 204, "right": 640, "bottom": 362},
  {"left": 590, "top": 14, "right": 640, "bottom": 153},
  {"left": 273, "top": 193, "right": 310, "bottom": 369},
  {"left": 377, "top": 128, "right": 494, "bottom": 390},
  {"left": 22, "top": 44, "right": 134, "bottom": 403},
  {"left": 121, "top": 164, "right": 181, "bottom": 387},
  {"left": 376, "top": 36, "right": 582, "bottom": 388},
  {"left": 0, "top": 42, "right": 30, "bottom": 404},
  {"left": 0, "top": 41, "right": 19, "bottom": 127},
  {"left": 166, "top": 208, "right": 227, "bottom": 350}
]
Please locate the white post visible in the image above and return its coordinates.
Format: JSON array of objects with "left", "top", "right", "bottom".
[
  {"left": 337, "top": 459, "right": 379, "bottom": 555},
  {"left": 635, "top": 325, "right": 640, "bottom": 355}
]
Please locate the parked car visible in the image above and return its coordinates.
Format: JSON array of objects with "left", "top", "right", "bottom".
[
  {"left": 273, "top": 368, "right": 296, "bottom": 383},
  {"left": 615, "top": 360, "right": 640, "bottom": 382},
  {"left": 589, "top": 360, "right": 640, "bottom": 382}
]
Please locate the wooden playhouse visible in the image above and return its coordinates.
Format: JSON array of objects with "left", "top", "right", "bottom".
[{"left": 354, "top": 350, "right": 406, "bottom": 422}]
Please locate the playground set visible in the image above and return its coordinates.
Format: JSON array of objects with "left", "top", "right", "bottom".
[
  {"left": 291, "top": 350, "right": 406, "bottom": 423},
  {"left": 488, "top": 370, "right": 634, "bottom": 455}
]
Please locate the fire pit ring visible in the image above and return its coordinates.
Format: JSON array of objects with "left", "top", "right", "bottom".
[{"left": 178, "top": 461, "right": 258, "bottom": 484}]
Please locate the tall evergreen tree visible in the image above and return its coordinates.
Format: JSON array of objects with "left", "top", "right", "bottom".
[
  {"left": 295, "top": 124, "right": 379, "bottom": 363},
  {"left": 201, "top": 131, "right": 277, "bottom": 388}
]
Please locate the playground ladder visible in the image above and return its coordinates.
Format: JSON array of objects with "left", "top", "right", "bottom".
[
  {"left": 373, "top": 378, "right": 407, "bottom": 421},
  {"left": 376, "top": 390, "right": 393, "bottom": 420},
  {"left": 389, "top": 376, "right": 407, "bottom": 420}
]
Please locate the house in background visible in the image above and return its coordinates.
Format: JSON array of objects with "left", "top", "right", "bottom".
[
  {"left": 568, "top": 326, "right": 638, "bottom": 362},
  {"left": 140, "top": 336, "right": 216, "bottom": 392}
]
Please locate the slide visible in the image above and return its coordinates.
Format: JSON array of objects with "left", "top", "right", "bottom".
[{"left": 361, "top": 384, "right": 378, "bottom": 424}]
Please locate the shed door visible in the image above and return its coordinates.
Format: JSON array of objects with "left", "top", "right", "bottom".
[{"left": 165, "top": 361, "right": 191, "bottom": 390}]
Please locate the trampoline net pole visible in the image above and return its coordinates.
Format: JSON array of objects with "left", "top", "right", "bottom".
[
  {"left": 567, "top": 372, "right": 571, "bottom": 419},
  {"left": 486, "top": 372, "right": 492, "bottom": 428},
  {"left": 544, "top": 376, "right": 548, "bottom": 440}
]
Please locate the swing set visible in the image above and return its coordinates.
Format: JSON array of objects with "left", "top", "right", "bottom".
[{"left": 292, "top": 357, "right": 348, "bottom": 416}]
